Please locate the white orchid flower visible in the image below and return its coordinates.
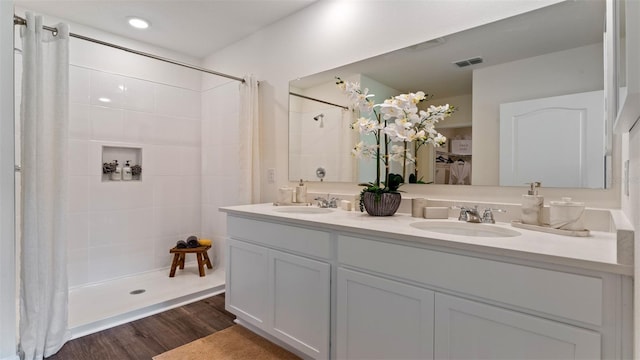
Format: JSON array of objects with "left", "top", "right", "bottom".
[{"left": 351, "top": 117, "right": 379, "bottom": 134}]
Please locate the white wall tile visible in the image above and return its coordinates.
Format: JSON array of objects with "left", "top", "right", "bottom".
[
  {"left": 68, "top": 140, "right": 90, "bottom": 176},
  {"left": 178, "top": 205, "right": 201, "bottom": 235},
  {"left": 180, "top": 176, "right": 201, "bottom": 206},
  {"left": 153, "top": 206, "right": 182, "bottom": 238},
  {"left": 180, "top": 147, "right": 201, "bottom": 176},
  {"left": 88, "top": 210, "right": 126, "bottom": 248},
  {"left": 90, "top": 71, "right": 125, "bottom": 108},
  {"left": 153, "top": 176, "right": 182, "bottom": 207},
  {"left": 124, "top": 77, "right": 155, "bottom": 113},
  {"left": 88, "top": 142, "right": 104, "bottom": 176},
  {"left": 181, "top": 119, "right": 202, "bottom": 146},
  {"left": 69, "top": 66, "right": 91, "bottom": 105},
  {"left": 147, "top": 145, "right": 182, "bottom": 176},
  {"left": 69, "top": 103, "right": 90, "bottom": 140},
  {"left": 68, "top": 176, "right": 89, "bottom": 212},
  {"left": 90, "top": 106, "right": 124, "bottom": 141},
  {"left": 154, "top": 236, "right": 179, "bottom": 268},
  {"left": 152, "top": 115, "right": 182, "bottom": 145},
  {"left": 123, "top": 111, "right": 154, "bottom": 144},
  {"left": 67, "top": 212, "right": 89, "bottom": 250},
  {"left": 123, "top": 239, "right": 155, "bottom": 274},
  {"left": 89, "top": 179, "right": 128, "bottom": 211},
  {"left": 122, "top": 180, "right": 154, "bottom": 209},
  {"left": 123, "top": 208, "right": 154, "bottom": 241},
  {"left": 67, "top": 247, "right": 88, "bottom": 287},
  {"left": 155, "top": 84, "right": 201, "bottom": 120},
  {"left": 87, "top": 245, "right": 129, "bottom": 283}
]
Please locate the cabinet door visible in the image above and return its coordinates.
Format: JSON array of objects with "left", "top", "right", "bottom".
[
  {"left": 337, "top": 268, "right": 435, "bottom": 360},
  {"left": 226, "top": 238, "right": 269, "bottom": 330},
  {"left": 434, "top": 293, "right": 601, "bottom": 359},
  {"left": 269, "top": 250, "right": 330, "bottom": 359}
]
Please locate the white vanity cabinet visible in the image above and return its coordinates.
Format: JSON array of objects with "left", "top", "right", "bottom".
[
  {"left": 434, "top": 293, "right": 601, "bottom": 359},
  {"left": 336, "top": 268, "right": 435, "bottom": 359},
  {"left": 221, "top": 207, "right": 631, "bottom": 360},
  {"left": 225, "top": 217, "right": 332, "bottom": 359}
]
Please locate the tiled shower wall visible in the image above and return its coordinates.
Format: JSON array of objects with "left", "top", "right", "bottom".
[{"left": 67, "top": 65, "right": 202, "bottom": 287}]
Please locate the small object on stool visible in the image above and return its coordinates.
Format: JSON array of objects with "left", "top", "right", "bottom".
[
  {"left": 176, "top": 240, "right": 187, "bottom": 249},
  {"left": 198, "top": 238, "right": 212, "bottom": 246},
  {"left": 186, "top": 235, "right": 199, "bottom": 248},
  {"left": 169, "top": 246, "right": 213, "bottom": 277}
]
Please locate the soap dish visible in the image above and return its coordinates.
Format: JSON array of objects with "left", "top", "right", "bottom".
[{"left": 511, "top": 220, "right": 590, "bottom": 237}]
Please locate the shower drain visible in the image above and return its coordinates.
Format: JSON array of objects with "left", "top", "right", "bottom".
[{"left": 129, "top": 289, "right": 146, "bottom": 295}]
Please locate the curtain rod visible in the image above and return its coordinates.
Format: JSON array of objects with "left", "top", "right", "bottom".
[
  {"left": 13, "top": 15, "right": 245, "bottom": 83},
  {"left": 289, "top": 92, "right": 349, "bottom": 110}
]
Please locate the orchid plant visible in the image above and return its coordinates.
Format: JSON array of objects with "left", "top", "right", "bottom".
[{"left": 336, "top": 76, "right": 454, "bottom": 198}]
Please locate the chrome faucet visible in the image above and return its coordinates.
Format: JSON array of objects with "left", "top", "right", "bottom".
[
  {"left": 481, "top": 208, "right": 506, "bottom": 224},
  {"left": 315, "top": 194, "right": 338, "bottom": 208},
  {"left": 458, "top": 206, "right": 481, "bottom": 223}
]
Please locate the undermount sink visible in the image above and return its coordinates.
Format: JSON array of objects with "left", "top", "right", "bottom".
[
  {"left": 410, "top": 221, "right": 521, "bottom": 238},
  {"left": 273, "top": 206, "right": 333, "bottom": 214}
]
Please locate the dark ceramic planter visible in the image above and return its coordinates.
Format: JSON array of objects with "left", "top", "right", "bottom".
[{"left": 362, "top": 191, "right": 401, "bottom": 216}]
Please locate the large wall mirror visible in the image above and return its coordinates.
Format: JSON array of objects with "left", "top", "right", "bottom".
[{"left": 289, "top": 0, "right": 610, "bottom": 188}]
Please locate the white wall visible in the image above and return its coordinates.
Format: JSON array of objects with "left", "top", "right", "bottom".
[
  {"left": 0, "top": 2, "right": 18, "bottom": 360},
  {"left": 199, "top": 0, "right": 620, "bottom": 209},
  {"left": 472, "top": 43, "right": 607, "bottom": 186}
]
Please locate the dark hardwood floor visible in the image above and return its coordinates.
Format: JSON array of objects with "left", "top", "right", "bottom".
[{"left": 46, "top": 294, "right": 236, "bottom": 360}]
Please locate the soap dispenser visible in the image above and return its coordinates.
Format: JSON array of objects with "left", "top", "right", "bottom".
[
  {"left": 122, "top": 160, "right": 132, "bottom": 181},
  {"left": 111, "top": 160, "right": 122, "bottom": 181},
  {"left": 295, "top": 179, "right": 307, "bottom": 203},
  {"left": 521, "top": 181, "right": 543, "bottom": 225}
]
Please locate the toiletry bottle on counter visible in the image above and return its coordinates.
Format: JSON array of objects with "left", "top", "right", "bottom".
[
  {"left": 521, "top": 181, "right": 543, "bottom": 225},
  {"left": 111, "top": 160, "right": 121, "bottom": 181},
  {"left": 122, "top": 160, "right": 132, "bottom": 181},
  {"left": 296, "top": 179, "right": 307, "bottom": 203}
]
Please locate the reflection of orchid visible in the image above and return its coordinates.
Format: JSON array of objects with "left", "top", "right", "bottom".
[{"left": 336, "top": 76, "right": 454, "bottom": 187}]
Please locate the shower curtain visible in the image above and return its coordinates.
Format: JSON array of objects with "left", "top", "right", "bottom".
[
  {"left": 19, "top": 12, "right": 71, "bottom": 359},
  {"left": 238, "top": 75, "right": 261, "bottom": 203}
]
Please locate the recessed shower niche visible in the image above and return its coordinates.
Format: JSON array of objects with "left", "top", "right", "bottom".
[{"left": 101, "top": 146, "right": 143, "bottom": 182}]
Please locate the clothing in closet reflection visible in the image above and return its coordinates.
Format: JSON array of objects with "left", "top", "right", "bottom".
[{"left": 450, "top": 160, "right": 471, "bottom": 185}]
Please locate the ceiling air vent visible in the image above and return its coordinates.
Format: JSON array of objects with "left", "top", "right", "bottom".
[{"left": 453, "top": 56, "right": 484, "bottom": 68}]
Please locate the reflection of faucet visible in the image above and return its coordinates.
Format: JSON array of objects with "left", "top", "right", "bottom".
[
  {"left": 315, "top": 194, "right": 338, "bottom": 208},
  {"left": 457, "top": 206, "right": 481, "bottom": 223}
]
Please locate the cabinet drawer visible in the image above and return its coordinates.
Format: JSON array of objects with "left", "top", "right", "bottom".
[
  {"left": 228, "top": 216, "right": 332, "bottom": 259},
  {"left": 338, "top": 235, "right": 603, "bottom": 326}
]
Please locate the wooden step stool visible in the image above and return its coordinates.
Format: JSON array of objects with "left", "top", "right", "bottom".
[{"left": 169, "top": 245, "right": 212, "bottom": 277}]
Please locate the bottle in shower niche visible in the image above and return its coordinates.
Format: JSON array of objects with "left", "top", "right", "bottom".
[
  {"left": 110, "top": 160, "right": 122, "bottom": 181},
  {"left": 122, "top": 160, "right": 132, "bottom": 181}
]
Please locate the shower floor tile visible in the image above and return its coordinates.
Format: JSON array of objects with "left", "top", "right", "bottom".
[{"left": 68, "top": 266, "right": 225, "bottom": 339}]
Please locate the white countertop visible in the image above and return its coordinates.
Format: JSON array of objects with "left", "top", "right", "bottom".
[{"left": 220, "top": 203, "right": 633, "bottom": 276}]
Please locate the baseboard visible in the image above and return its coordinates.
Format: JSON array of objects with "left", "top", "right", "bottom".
[{"left": 70, "top": 285, "right": 225, "bottom": 339}]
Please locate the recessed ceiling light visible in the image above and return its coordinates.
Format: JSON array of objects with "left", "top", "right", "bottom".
[
  {"left": 98, "top": 97, "right": 111, "bottom": 103},
  {"left": 128, "top": 17, "right": 150, "bottom": 29}
]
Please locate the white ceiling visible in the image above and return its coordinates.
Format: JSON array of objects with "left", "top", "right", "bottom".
[{"left": 15, "top": 0, "right": 317, "bottom": 58}]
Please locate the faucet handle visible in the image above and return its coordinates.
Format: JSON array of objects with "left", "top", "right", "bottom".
[{"left": 481, "top": 208, "right": 506, "bottom": 224}]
